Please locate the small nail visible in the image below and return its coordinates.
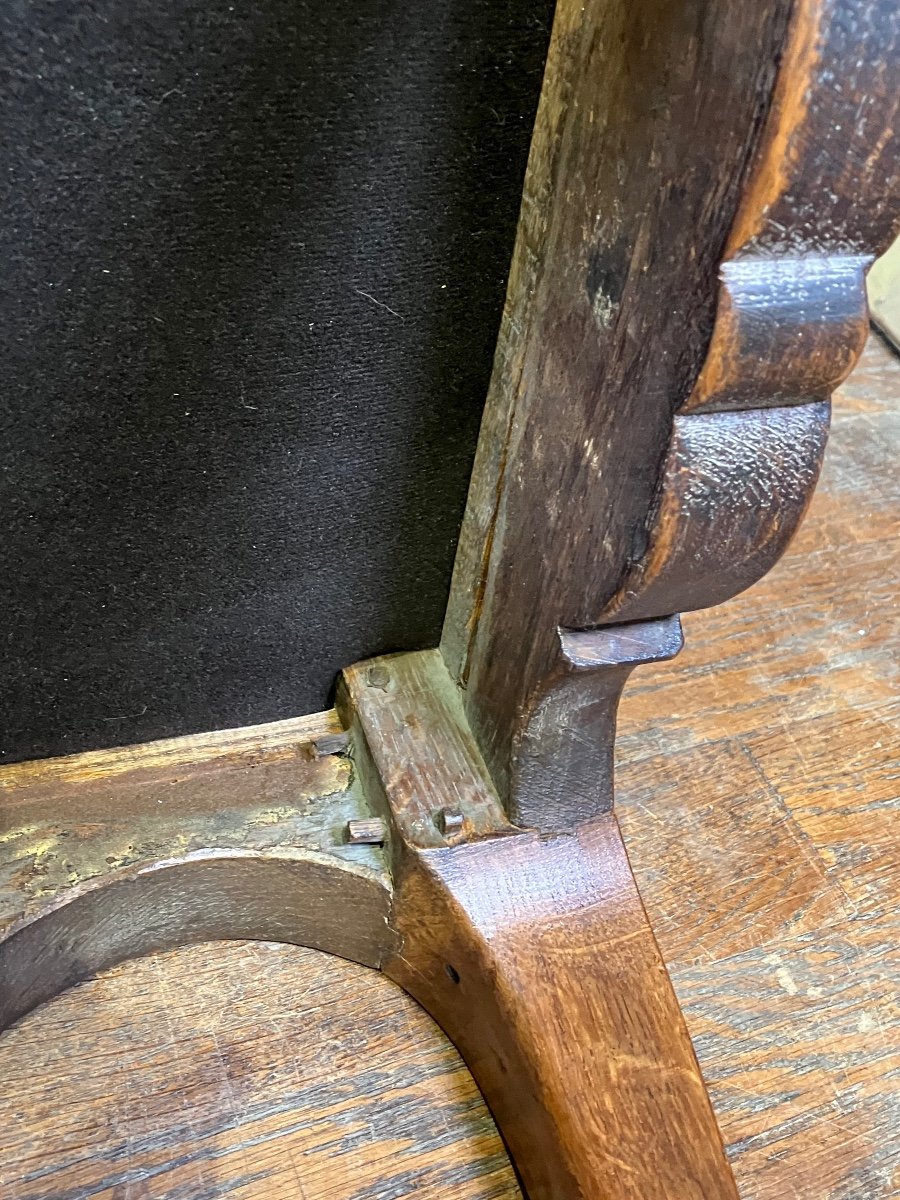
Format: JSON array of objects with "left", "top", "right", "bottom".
[
  {"left": 437, "top": 808, "right": 464, "bottom": 836},
  {"left": 345, "top": 817, "right": 387, "bottom": 845},
  {"left": 310, "top": 731, "right": 350, "bottom": 758},
  {"left": 366, "top": 664, "right": 390, "bottom": 691}
]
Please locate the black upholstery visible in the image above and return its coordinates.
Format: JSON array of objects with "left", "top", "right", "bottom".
[{"left": 0, "top": 0, "right": 552, "bottom": 761}]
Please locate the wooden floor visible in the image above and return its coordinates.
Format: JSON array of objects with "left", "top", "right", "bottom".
[{"left": 1, "top": 335, "right": 898, "bottom": 1199}]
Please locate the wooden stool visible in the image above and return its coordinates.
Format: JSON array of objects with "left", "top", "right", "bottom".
[{"left": 1, "top": 2, "right": 898, "bottom": 1196}]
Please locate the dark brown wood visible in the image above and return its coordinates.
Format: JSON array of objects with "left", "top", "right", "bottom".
[
  {"left": 604, "top": 0, "right": 900, "bottom": 627},
  {"left": 683, "top": 0, "right": 900, "bottom": 416},
  {"left": 344, "top": 649, "right": 738, "bottom": 1200},
  {"left": 511, "top": 616, "right": 683, "bottom": 830},
  {"left": 681, "top": 257, "right": 871, "bottom": 413},
  {"left": 603, "top": 405, "right": 830, "bottom": 622},
  {"left": 1, "top": 5, "right": 898, "bottom": 1199},
  {"left": 441, "top": 0, "right": 795, "bottom": 815},
  {"left": 443, "top": 0, "right": 900, "bottom": 828},
  {"left": 718, "top": 0, "right": 900, "bottom": 263}
]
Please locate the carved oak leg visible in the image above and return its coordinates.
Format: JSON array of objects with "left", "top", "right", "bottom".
[
  {"left": 442, "top": 0, "right": 900, "bottom": 829},
  {"left": 375, "top": 0, "right": 898, "bottom": 1194},
  {"left": 390, "top": 824, "right": 735, "bottom": 1200},
  {"left": 343, "top": 652, "right": 738, "bottom": 1200}
]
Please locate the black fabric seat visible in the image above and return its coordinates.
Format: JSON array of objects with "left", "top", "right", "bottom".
[{"left": 0, "top": 0, "right": 552, "bottom": 761}]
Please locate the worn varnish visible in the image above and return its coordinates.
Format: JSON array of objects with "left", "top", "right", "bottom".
[
  {"left": 440, "top": 0, "right": 795, "bottom": 812},
  {"left": 344, "top": 646, "right": 736, "bottom": 1199},
  {"left": 616, "top": 333, "right": 900, "bottom": 1200},
  {"left": 338, "top": 649, "right": 512, "bottom": 850},
  {"left": 685, "top": 0, "right": 900, "bottom": 414},
  {"left": 1, "top": 0, "right": 898, "bottom": 1195},
  {"left": 0, "top": 710, "right": 394, "bottom": 1027},
  {"left": 386, "top": 822, "right": 738, "bottom": 1200},
  {"left": 2, "top": 334, "right": 895, "bottom": 1198},
  {"left": 0, "top": 646, "right": 736, "bottom": 1194},
  {"left": 0, "top": 941, "right": 521, "bottom": 1200},
  {"left": 443, "top": 0, "right": 900, "bottom": 826},
  {"left": 682, "top": 257, "right": 872, "bottom": 413},
  {"left": 511, "top": 616, "right": 684, "bottom": 830},
  {"left": 606, "top": 0, "right": 900, "bottom": 631},
  {"left": 603, "top": 404, "right": 830, "bottom": 623}
]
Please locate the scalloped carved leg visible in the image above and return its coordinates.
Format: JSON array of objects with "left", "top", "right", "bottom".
[
  {"left": 602, "top": 404, "right": 831, "bottom": 623},
  {"left": 442, "top": 0, "right": 900, "bottom": 829}
]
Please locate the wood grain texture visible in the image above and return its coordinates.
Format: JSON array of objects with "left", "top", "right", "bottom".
[
  {"left": 0, "top": 711, "right": 354, "bottom": 931},
  {"left": 1, "top": 852, "right": 393, "bottom": 1031},
  {"left": 686, "top": 0, "right": 900, "bottom": 414},
  {"left": 0, "top": 941, "right": 520, "bottom": 1200},
  {"left": 599, "top": 0, "right": 900, "bottom": 630},
  {"left": 603, "top": 404, "right": 830, "bottom": 623},
  {"left": 338, "top": 650, "right": 511, "bottom": 850},
  {"left": 0, "top": 709, "right": 343, "bottom": 792},
  {"left": 683, "top": 256, "right": 871, "bottom": 413},
  {"left": 440, "top": 0, "right": 794, "bottom": 810},
  {"left": 0, "top": 334, "right": 896, "bottom": 1198},
  {"left": 0, "top": 711, "right": 394, "bottom": 1028},
  {"left": 386, "top": 820, "right": 738, "bottom": 1200},
  {"left": 723, "top": 0, "right": 900, "bottom": 257},
  {"left": 442, "top": 0, "right": 899, "bottom": 829},
  {"left": 510, "top": 616, "right": 683, "bottom": 829},
  {"left": 346, "top": 643, "right": 736, "bottom": 1198},
  {"left": 615, "top": 333, "right": 900, "bottom": 1200}
]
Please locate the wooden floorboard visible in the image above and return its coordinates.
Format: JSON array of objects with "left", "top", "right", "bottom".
[
  {"left": 1, "top": 335, "right": 897, "bottom": 1198},
  {"left": 617, "top": 332, "right": 900, "bottom": 1200}
]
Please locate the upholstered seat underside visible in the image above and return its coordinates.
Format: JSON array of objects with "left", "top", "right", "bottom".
[{"left": 0, "top": 0, "right": 551, "bottom": 761}]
